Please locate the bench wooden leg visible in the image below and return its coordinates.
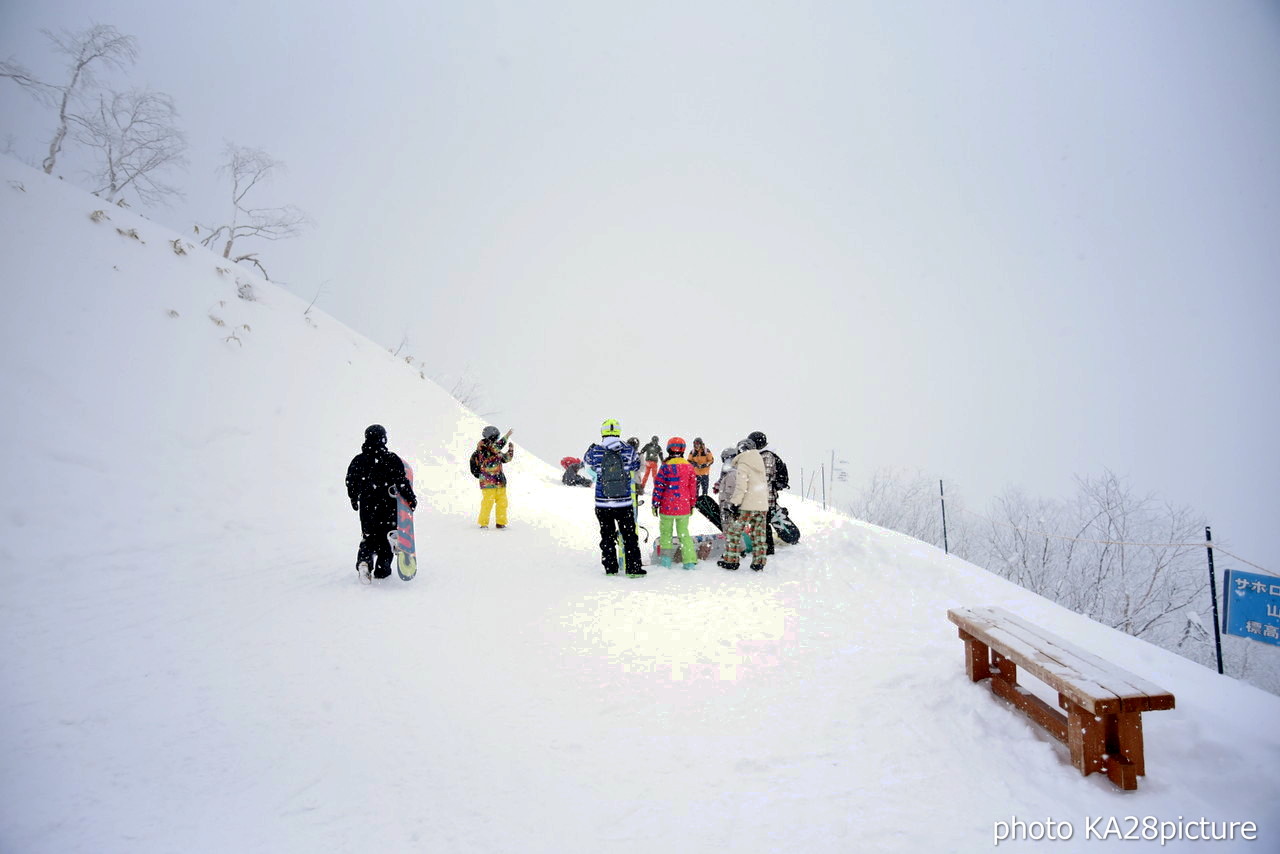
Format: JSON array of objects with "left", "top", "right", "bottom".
[
  {"left": 1100, "top": 712, "right": 1143, "bottom": 789},
  {"left": 1065, "top": 701, "right": 1107, "bottom": 778},
  {"left": 989, "top": 650, "right": 1012, "bottom": 682},
  {"left": 958, "top": 630, "right": 991, "bottom": 682}
]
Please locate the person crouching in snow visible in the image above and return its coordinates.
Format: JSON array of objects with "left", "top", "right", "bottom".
[
  {"left": 475, "top": 425, "right": 514, "bottom": 528},
  {"left": 651, "top": 437, "right": 699, "bottom": 569},
  {"left": 718, "top": 439, "right": 770, "bottom": 571},
  {"left": 346, "top": 424, "right": 416, "bottom": 582},
  {"left": 560, "top": 456, "right": 592, "bottom": 487}
]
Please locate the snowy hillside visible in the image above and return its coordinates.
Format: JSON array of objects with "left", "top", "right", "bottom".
[{"left": 1, "top": 157, "right": 1277, "bottom": 853}]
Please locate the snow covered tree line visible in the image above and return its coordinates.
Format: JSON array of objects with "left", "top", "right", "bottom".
[
  {"left": 848, "top": 468, "right": 1279, "bottom": 696},
  {"left": 2, "top": 23, "right": 308, "bottom": 274}
]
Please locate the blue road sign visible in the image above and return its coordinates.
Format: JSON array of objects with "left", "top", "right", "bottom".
[{"left": 1222, "top": 569, "right": 1280, "bottom": 647}]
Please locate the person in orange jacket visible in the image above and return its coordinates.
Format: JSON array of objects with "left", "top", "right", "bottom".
[{"left": 687, "top": 437, "right": 715, "bottom": 497}]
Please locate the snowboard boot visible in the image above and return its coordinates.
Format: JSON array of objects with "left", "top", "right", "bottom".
[
  {"left": 625, "top": 567, "right": 648, "bottom": 577},
  {"left": 357, "top": 561, "right": 372, "bottom": 584},
  {"left": 373, "top": 556, "right": 392, "bottom": 579},
  {"left": 717, "top": 559, "right": 740, "bottom": 571},
  {"left": 495, "top": 524, "right": 506, "bottom": 529},
  {"left": 751, "top": 562, "right": 766, "bottom": 572},
  {"left": 682, "top": 562, "right": 698, "bottom": 570},
  {"left": 659, "top": 554, "right": 673, "bottom": 568}
]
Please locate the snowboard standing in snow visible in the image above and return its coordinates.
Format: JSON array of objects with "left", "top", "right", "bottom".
[
  {"left": 696, "top": 494, "right": 724, "bottom": 530},
  {"left": 388, "top": 462, "right": 417, "bottom": 580},
  {"left": 770, "top": 504, "right": 800, "bottom": 544},
  {"left": 617, "top": 483, "right": 649, "bottom": 574}
]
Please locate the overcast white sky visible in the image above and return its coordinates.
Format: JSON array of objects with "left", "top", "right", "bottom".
[{"left": 2, "top": 0, "right": 1278, "bottom": 570}]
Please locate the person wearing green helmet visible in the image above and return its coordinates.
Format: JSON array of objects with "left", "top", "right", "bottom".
[{"left": 583, "top": 418, "right": 645, "bottom": 576}]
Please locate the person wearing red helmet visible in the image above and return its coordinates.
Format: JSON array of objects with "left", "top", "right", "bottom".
[{"left": 651, "top": 436, "right": 699, "bottom": 569}]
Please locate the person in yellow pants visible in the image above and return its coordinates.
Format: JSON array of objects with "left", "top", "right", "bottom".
[{"left": 474, "top": 425, "right": 514, "bottom": 528}]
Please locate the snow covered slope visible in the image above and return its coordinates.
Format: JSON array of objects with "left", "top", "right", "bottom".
[{"left": 1, "top": 158, "right": 1276, "bottom": 853}]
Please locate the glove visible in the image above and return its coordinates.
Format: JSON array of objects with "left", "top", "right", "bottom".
[
  {"left": 727, "top": 503, "right": 741, "bottom": 517},
  {"left": 351, "top": 499, "right": 359, "bottom": 511},
  {"left": 651, "top": 503, "right": 659, "bottom": 516},
  {"left": 410, "top": 501, "right": 418, "bottom": 512}
]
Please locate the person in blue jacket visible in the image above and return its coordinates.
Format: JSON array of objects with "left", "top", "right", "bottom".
[{"left": 583, "top": 418, "right": 645, "bottom": 576}]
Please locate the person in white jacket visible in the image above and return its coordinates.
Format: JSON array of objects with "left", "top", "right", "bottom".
[{"left": 718, "top": 440, "right": 771, "bottom": 571}]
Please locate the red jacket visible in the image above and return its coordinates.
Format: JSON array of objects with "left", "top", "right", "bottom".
[{"left": 652, "top": 457, "right": 698, "bottom": 516}]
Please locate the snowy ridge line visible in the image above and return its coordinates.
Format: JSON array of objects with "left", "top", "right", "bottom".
[{"left": 951, "top": 505, "right": 1276, "bottom": 576}]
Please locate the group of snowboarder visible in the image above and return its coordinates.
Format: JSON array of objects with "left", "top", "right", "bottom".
[
  {"left": 346, "top": 420, "right": 792, "bottom": 582},
  {"left": 575, "top": 422, "right": 793, "bottom": 575}
]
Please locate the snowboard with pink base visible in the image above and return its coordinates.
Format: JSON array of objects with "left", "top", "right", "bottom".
[{"left": 388, "top": 462, "right": 417, "bottom": 580}]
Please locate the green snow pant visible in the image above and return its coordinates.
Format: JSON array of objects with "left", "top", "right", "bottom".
[{"left": 659, "top": 513, "right": 697, "bottom": 564}]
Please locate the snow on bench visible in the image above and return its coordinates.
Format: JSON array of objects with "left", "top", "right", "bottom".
[{"left": 946, "top": 605, "right": 1175, "bottom": 791}]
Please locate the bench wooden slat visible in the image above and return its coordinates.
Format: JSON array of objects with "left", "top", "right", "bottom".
[
  {"left": 963, "top": 606, "right": 1174, "bottom": 711},
  {"left": 958, "top": 620, "right": 1123, "bottom": 715},
  {"left": 946, "top": 604, "right": 1174, "bottom": 792},
  {"left": 949, "top": 607, "right": 1174, "bottom": 714},
  {"left": 951, "top": 609, "right": 1126, "bottom": 714}
]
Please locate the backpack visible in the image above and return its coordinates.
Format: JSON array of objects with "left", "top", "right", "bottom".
[
  {"left": 469, "top": 449, "right": 483, "bottom": 478},
  {"left": 597, "top": 448, "right": 632, "bottom": 500}
]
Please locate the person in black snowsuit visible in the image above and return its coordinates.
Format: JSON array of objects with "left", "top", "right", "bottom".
[
  {"left": 346, "top": 424, "right": 417, "bottom": 580},
  {"left": 748, "top": 430, "right": 789, "bottom": 556}
]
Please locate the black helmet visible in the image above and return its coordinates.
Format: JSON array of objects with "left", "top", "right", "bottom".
[
  {"left": 748, "top": 430, "right": 768, "bottom": 449},
  {"left": 482, "top": 425, "right": 500, "bottom": 441},
  {"left": 365, "top": 424, "right": 387, "bottom": 445}
]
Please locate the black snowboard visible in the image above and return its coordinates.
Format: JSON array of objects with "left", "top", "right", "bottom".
[
  {"left": 695, "top": 495, "right": 723, "bottom": 531},
  {"left": 770, "top": 505, "right": 801, "bottom": 544}
]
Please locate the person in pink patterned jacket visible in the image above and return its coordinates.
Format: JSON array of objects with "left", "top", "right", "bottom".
[{"left": 651, "top": 437, "right": 699, "bottom": 569}]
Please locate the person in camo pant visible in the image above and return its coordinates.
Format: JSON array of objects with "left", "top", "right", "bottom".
[{"left": 718, "top": 439, "right": 770, "bottom": 571}]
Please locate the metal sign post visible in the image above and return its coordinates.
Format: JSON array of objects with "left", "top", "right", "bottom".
[
  {"left": 940, "top": 480, "right": 949, "bottom": 555},
  {"left": 1205, "top": 527, "right": 1225, "bottom": 674}
]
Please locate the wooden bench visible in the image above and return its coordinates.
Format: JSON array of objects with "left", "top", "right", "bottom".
[{"left": 947, "top": 605, "right": 1175, "bottom": 791}]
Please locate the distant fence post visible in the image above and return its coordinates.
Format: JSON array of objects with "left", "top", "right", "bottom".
[
  {"left": 821, "top": 464, "right": 826, "bottom": 510},
  {"left": 1205, "top": 526, "right": 1225, "bottom": 675},
  {"left": 940, "top": 479, "right": 949, "bottom": 555}
]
